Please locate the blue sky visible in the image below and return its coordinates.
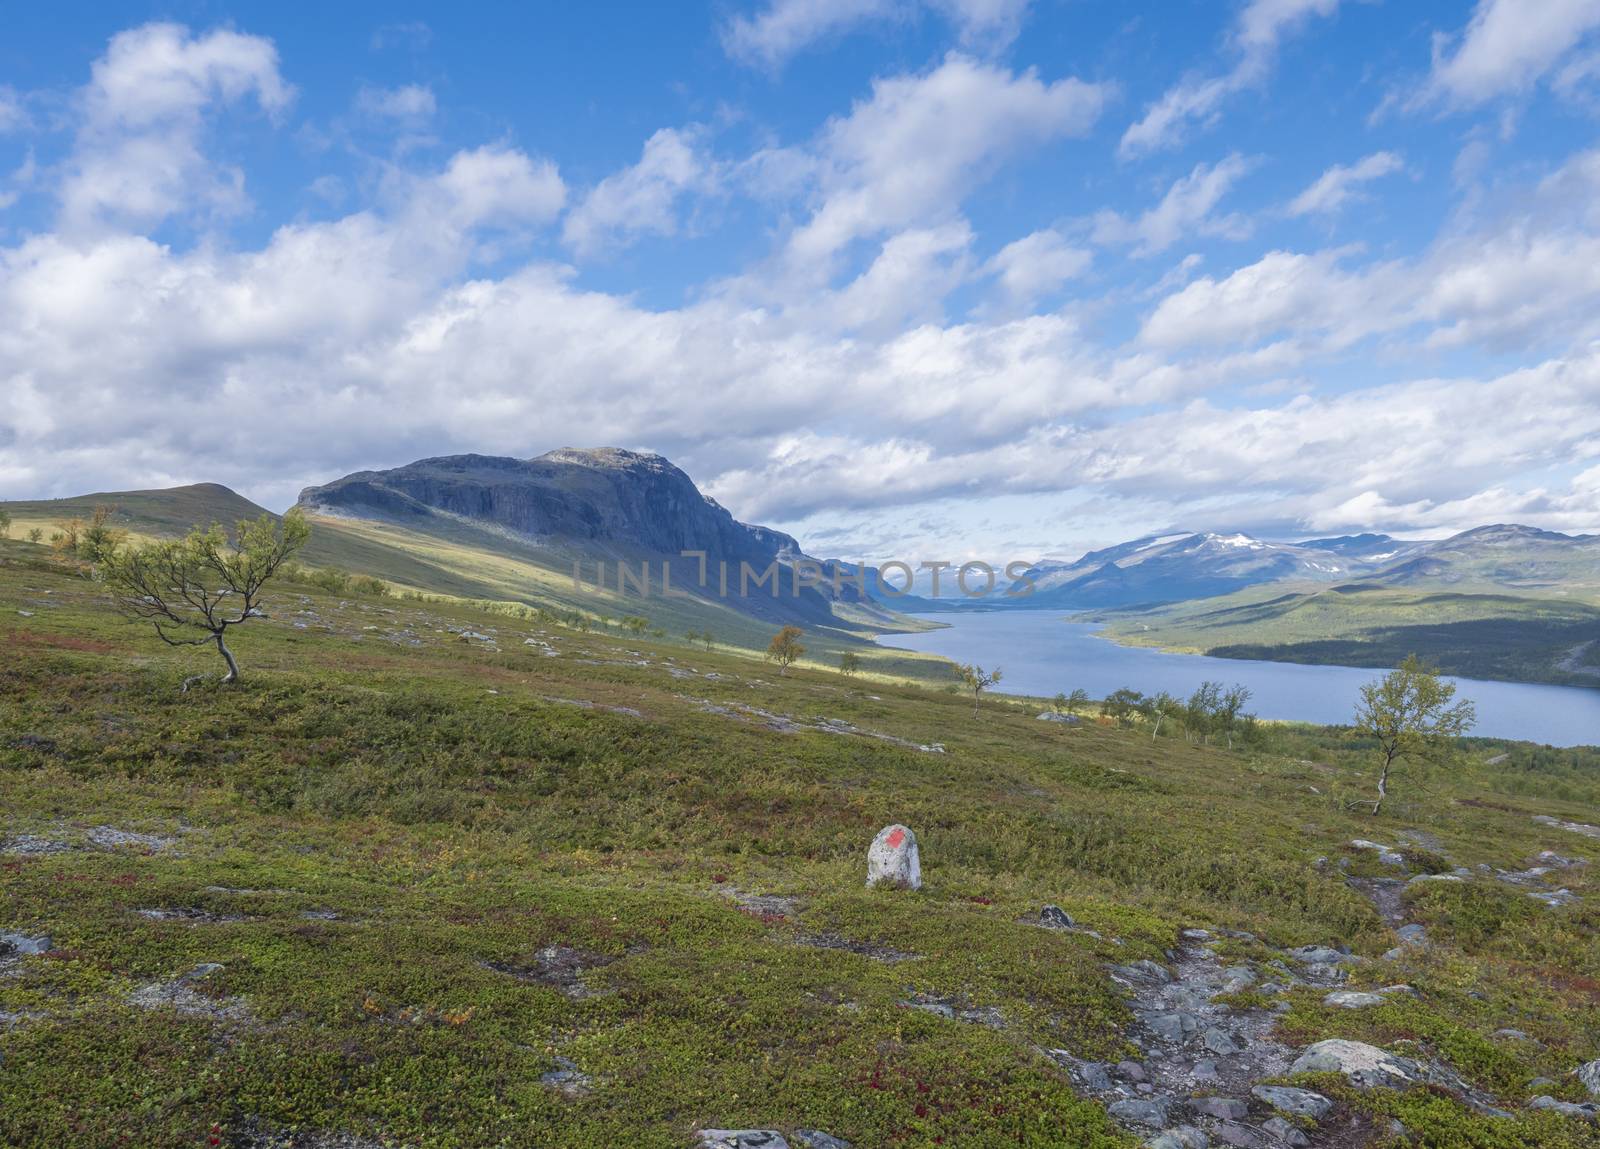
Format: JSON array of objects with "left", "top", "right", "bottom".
[{"left": 2, "top": 1, "right": 1600, "bottom": 562}]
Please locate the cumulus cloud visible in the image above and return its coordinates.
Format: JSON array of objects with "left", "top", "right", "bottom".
[
  {"left": 0, "top": 87, "right": 28, "bottom": 134},
  {"left": 1286, "top": 151, "right": 1405, "bottom": 216},
  {"left": 356, "top": 83, "right": 436, "bottom": 125},
  {"left": 722, "top": 0, "right": 1031, "bottom": 70},
  {"left": 60, "top": 23, "right": 294, "bottom": 233},
  {"left": 1092, "top": 154, "right": 1255, "bottom": 256},
  {"left": 428, "top": 145, "right": 566, "bottom": 230},
  {"left": 1417, "top": 0, "right": 1600, "bottom": 110},
  {"left": 563, "top": 127, "right": 712, "bottom": 256},
  {"left": 984, "top": 228, "right": 1092, "bottom": 306},
  {"left": 784, "top": 54, "right": 1108, "bottom": 269},
  {"left": 1121, "top": 0, "right": 1341, "bottom": 158}
]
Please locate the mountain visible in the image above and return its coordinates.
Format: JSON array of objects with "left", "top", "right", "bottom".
[
  {"left": 0, "top": 482, "right": 274, "bottom": 539},
  {"left": 1359, "top": 523, "right": 1600, "bottom": 593},
  {"left": 994, "top": 531, "right": 1394, "bottom": 610},
  {"left": 298, "top": 449, "right": 801, "bottom": 570}
]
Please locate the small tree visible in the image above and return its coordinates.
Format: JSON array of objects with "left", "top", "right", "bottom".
[
  {"left": 1147, "top": 691, "right": 1181, "bottom": 741},
  {"left": 838, "top": 651, "right": 861, "bottom": 676},
  {"left": 27, "top": 527, "right": 43, "bottom": 544},
  {"left": 1216, "top": 684, "right": 1253, "bottom": 749},
  {"left": 1100, "top": 687, "right": 1144, "bottom": 727},
  {"left": 622, "top": 615, "right": 649, "bottom": 636},
  {"left": 1052, "top": 691, "right": 1069, "bottom": 714},
  {"left": 100, "top": 510, "right": 310, "bottom": 687},
  {"left": 766, "top": 625, "right": 805, "bottom": 675},
  {"left": 0, "top": 508, "right": 10, "bottom": 538},
  {"left": 1185, "top": 681, "right": 1222, "bottom": 744},
  {"left": 53, "top": 506, "right": 126, "bottom": 565},
  {"left": 1067, "top": 688, "right": 1090, "bottom": 713},
  {"left": 958, "top": 663, "right": 1002, "bottom": 716},
  {"left": 1353, "top": 655, "right": 1476, "bottom": 815}
]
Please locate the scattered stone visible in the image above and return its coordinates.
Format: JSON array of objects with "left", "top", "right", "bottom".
[
  {"left": 1528, "top": 1095, "right": 1599, "bottom": 1120},
  {"left": 1209, "top": 1122, "right": 1265, "bottom": 1147},
  {"left": 1533, "top": 815, "right": 1600, "bottom": 841},
  {"left": 1, "top": 834, "right": 72, "bottom": 856},
  {"left": 481, "top": 945, "right": 616, "bottom": 999},
  {"left": 1108, "top": 1096, "right": 1173, "bottom": 1128},
  {"left": 1289, "top": 1039, "right": 1420, "bottom": 1089},
  {"left": 1146, "top": 1011, "right": 1200, "bottom": 1044},
  {"left": 794, "top": 931, "right": 919, "bottom": 963},
  {"left": 700, "top": 1131, "right": 789, "bottom": 1148},
  {"left": 1251, "top": 1085, "right": 1333, "bottom": 1119},
  {"left": 1145, "top": 1127, "right": 1209, "bottom": 1149},
  {"left": 1189, "top": 1096, "right": 1248, "bottom": 1120},
  {"left": 1116, "top": 1060, "right": 1148, "bottom": 1082},
  {"left": 865, "top": 824, "right": 921, "bottom": 891},
  {"left": 1036, "top": 711, "right": 1080, "bottom": 724},
  {"left": 1349, "top": 839, "right": 1406, "bottom": 866},
  {"left": 1323, "top": 990, "right": 1387, "bottom": 1009},
  {"left": 1191, "top": 1059, "right": 1219, "bottom": 1082},
  {"left": 1039, "top": 904, "right": 1074, "bottom": 929},
  {"left": 1261, "top": 1116, "right": 1310, "bottom": 1147},
  {"left": 87, "top": 825, "right": 177, "bottom": 851},
  {"left": 902, "top": 994, "right": 1004, "bottom": 1028},
  {"left": 1287, "top": 945, "right": 1344, "bottom": 964},
  {"left": 1112, "top": 959, "right": 1173, "bottom": 986},
  {"left": 540, "top": 1056, "right": 592, "bottom": 1096},
  {"left": 134, "top": 907, "right": 250, "bottom": 924},
  {"left": 1528, "top": 888, "right": 1579, "bottom": 908},
  {"left": 1407, "top": 872, "right": 1463, "bottom": 885},
  {"left": 1201, "top": 1027, "right": 1244, "bottom": 1055},
  {"left": 128, "top": 962, "right": 249, "bottom": 1022}
]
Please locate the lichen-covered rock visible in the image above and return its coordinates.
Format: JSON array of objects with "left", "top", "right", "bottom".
[
  {"left": 792, "top": 1132, "right": 852, "bottom": 1149},
  {"left": 1189, "top": 1096, "right": 1247, "bottom": 1120},
  {"left": 1289, "top": 1039, "right": 1421, "bottom": 1089},
  {"left": 1145, "top": 1127, "right": 1208, "bottom": 1149},
  {"left": 866, "top": 824, "right": 921, "bottom": 890},
  {"left": 1108, "top": 1096, "right": 1173, "bottom": 1128},
  {"left": 1039, "top": 904, "right": 1074, "bottom": 929},
  {"left": 1324, "top": 990, "right": 1387, "bottom": 1009},
  {"left": 1528, "top": 1095, "right": 1599, "bottom": 1120},
  {"left": 1262, "top": 1116, "right": 1310, "bottom": 1146}
]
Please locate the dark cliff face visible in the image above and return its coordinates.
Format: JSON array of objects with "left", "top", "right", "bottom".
[{"left": 297, "top": 448, "right": 800, "bottom": 564}]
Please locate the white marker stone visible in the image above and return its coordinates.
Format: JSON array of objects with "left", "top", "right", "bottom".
[{"left": 867, "top": 823, "right": 921, "bottom": 890}]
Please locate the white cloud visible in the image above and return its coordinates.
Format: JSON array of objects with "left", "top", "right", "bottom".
[
  {"left": 1419, "top": 0, "right": 1600, "bottom": 109},
  {"left": 60, "top": 23, "right": 294, "bottom": 232},
  {"left": 722, "top": 0, "right": 1032, "bottom": 70},
  {"left": 356, "top": 83, "right": 436, "bottom": 125},
  {"left": 562, "top": 127, "right": 711, "bottom": 257},
  {"left": 786, "top": 54, "right": 1108, "bottom": 268},
  {"left": 0, "top": 87, "right": 28, "bottom": 134},
  {"left": 985, "top": 228, "right": 1092, "bottom": 305},
  {"left": 1093, "top": 154, "right": 1255, "bottom": 256},
  {"left": 1286, "top": 151, "right": 1405, "bottom": 216},
  {"left": 1121, "top": 0, "right": 1341, "bottom": 158},
  {"left": 429, "top": 145, "right": 566, "bottom": 230}
]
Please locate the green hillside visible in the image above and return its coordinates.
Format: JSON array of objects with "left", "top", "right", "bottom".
[
  {"left": 1090, "top": 583, "right": 1600, "bottom": 687},
  {"left": 3, "top": 538, "right": 1599, "bottom": 1148},
  {"left": 0, "top": 485, "right": 935, "bottom": 672}
]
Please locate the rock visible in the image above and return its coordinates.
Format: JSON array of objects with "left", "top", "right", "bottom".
[
  {"left": 1407, "top": 873, "right": 1463, "bottom": 884},
  {"left": 1533, "top": 814, "right": 1600, "bottom": 840},
  {"left": 1350, "top": 839, "right": 1405, "bottom": 865},
  {"left": 792, "top": 1132, "right": 852, "bottom": 1149},
  {"left": 1395, "top": 924, "right": 1427, "bottom": 943},
  {"left": 1323, "top": 990, "right": 1387, "bottom": 1009},
  {"left": 1302, "top": 962, "right": 1346, "bottom": 984},
  {"left": 866, "top": 824, "right": 921, "bottom": 890},
  {"left": 1217, "top": 966, "right": 1257, "bottom": 994},
  {"left": 1290, "top": 1039, "right": 1421, "bottom": 1089},
  {"left": 0, "top": 932, "right": 51, "bottom": 957},
  {"left": 1528, "top": 1095, "right": 1599, "bottom": 1120},
  {"left": 540, "top": 1057, "right": 592, "bottom": 1096},
  {"left": 1192, "top": 1058, "right": 1219, "bottom": 1081},
  {"left": 1288, "top": 945, "right": 1344, "bottom": 964},
  {"left": 1492, "top": 1028, "right": 1530, "bottom": 1040},
  {"left": 1190, "top": 1096, "right": 1249, "bottom": 1120},
  {"left": 1261, "top": 1117, "right": 1310, "bottom": 1147},
  {"left": 1145, "top": 1128, "right": 1209, "bottom": 1149},
  {"left": 1113, "top": 959, "right": 1173, "bottom": 986},
  {"left": 1147, "top": 1011, "right": 1200, "bottom": 1043},
  {"left": 700, "top": 1132, "right": 790, "bottom": 1148},
  {"left": 1580, "top": 1059, "right": 1600, "bottom": 1097},
  {"left": 1210, "top": 1124, "right": 1265, "bottom": 1148},
  {"left": 1075, "top": 1061, "right": 1113, "bottom": 1091},
  {"left": 1116, "top": 1060, "right": 1148, "bottom": 1082},
  {"left": 1529, "top": 888, "right": 1579, "bottom": 907},
  {"left": 1037, "top": 711, "right": 1080, "bottom": 724},
  {"left": 1108, "top": 1097, "right": 1173, "bottom": 1128},
  {"left": 1201, "top": 1027, "right": 1244, "bottom": 1055},
  {"left": 1040, "top": 904, "right": 1075, "bottom": 929},
  {"left": 1251, "top": 1085, "right": 1333, "bottom": 1119}
]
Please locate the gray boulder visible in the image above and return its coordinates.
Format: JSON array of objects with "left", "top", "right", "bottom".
[
  {"left": 1323, "top": 990, "right": 1387, "bottom": 1009},
  {"left": 1189, "top": 1096, "right": 1248, "bottom": 1120},
  {"left": 1037, "top": 711, "right": 1080, "bottom": 724},
  {"left": 1261, "top": 1117, "right": 1310, "bottom": 1146},
  {"left": 1290, "top": 1039, "right": 1421, "bottom": 1089},
  {"left": 1528, "top": 1095, "right": 1599, "bottom": 1120},
  {"left": 1580, "top": 1059, "right": 1600, "bottom": 1097},
  {"left": 1113, "top": 959, "right": 1173, "bottom": 986},
  {"left": 1108, "top": 1097, "right": 1173, "bottom": 1128},
  {"left": 1251, "top": 1085, "right": 1333, "bottom": 1120},
  {"left": 1040, "top": 904, "right": 1075, "bottom": 929},
  {"left": 792, "top": 1133, "right": 852, "bottom": 1149},
  {"left": 866, "top": 824, "right": 921, "bottom": 890},
  {"left": 1145, "top": 1128, "right": 1209, "bottom": 1149}
]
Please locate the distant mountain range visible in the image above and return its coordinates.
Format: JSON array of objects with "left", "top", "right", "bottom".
[{"left": 881, "top": 524, "right": 1597, "bottom": 611}]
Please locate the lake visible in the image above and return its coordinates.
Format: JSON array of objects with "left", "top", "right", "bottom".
[{"left": 882, "top": 611, "right": 1600, "bottom": 747}]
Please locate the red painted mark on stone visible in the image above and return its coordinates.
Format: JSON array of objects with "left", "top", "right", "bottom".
[{"left": 885, "top": 828, "right": 906, "bottom": 848}]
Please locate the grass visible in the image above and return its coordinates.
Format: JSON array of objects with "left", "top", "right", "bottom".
[
  {"left": 1088, "top": 583, "right": 1600, "bottom": 687},
  {"left": 2, "top": 537, "right": 1598, "bottom": 1148}
]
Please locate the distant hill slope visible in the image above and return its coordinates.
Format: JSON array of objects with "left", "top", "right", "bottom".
[
  {"left": 1088, "top": 582, "right": 1600, "bottom": 687},
  {"left": 1359, "top": 523, "right": 1600, "bottom": 594},
  {"left": 0, "top": 483, "right": 273, "bottom": 539}
]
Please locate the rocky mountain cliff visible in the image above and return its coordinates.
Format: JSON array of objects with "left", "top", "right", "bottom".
[{"left": 298, "top": 449, "right": 802, "bottom": 568}]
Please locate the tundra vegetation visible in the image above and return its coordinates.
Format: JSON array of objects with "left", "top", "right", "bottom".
[{"left": 0, "top": 534, "right": 1597, "bottom": 1149}]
